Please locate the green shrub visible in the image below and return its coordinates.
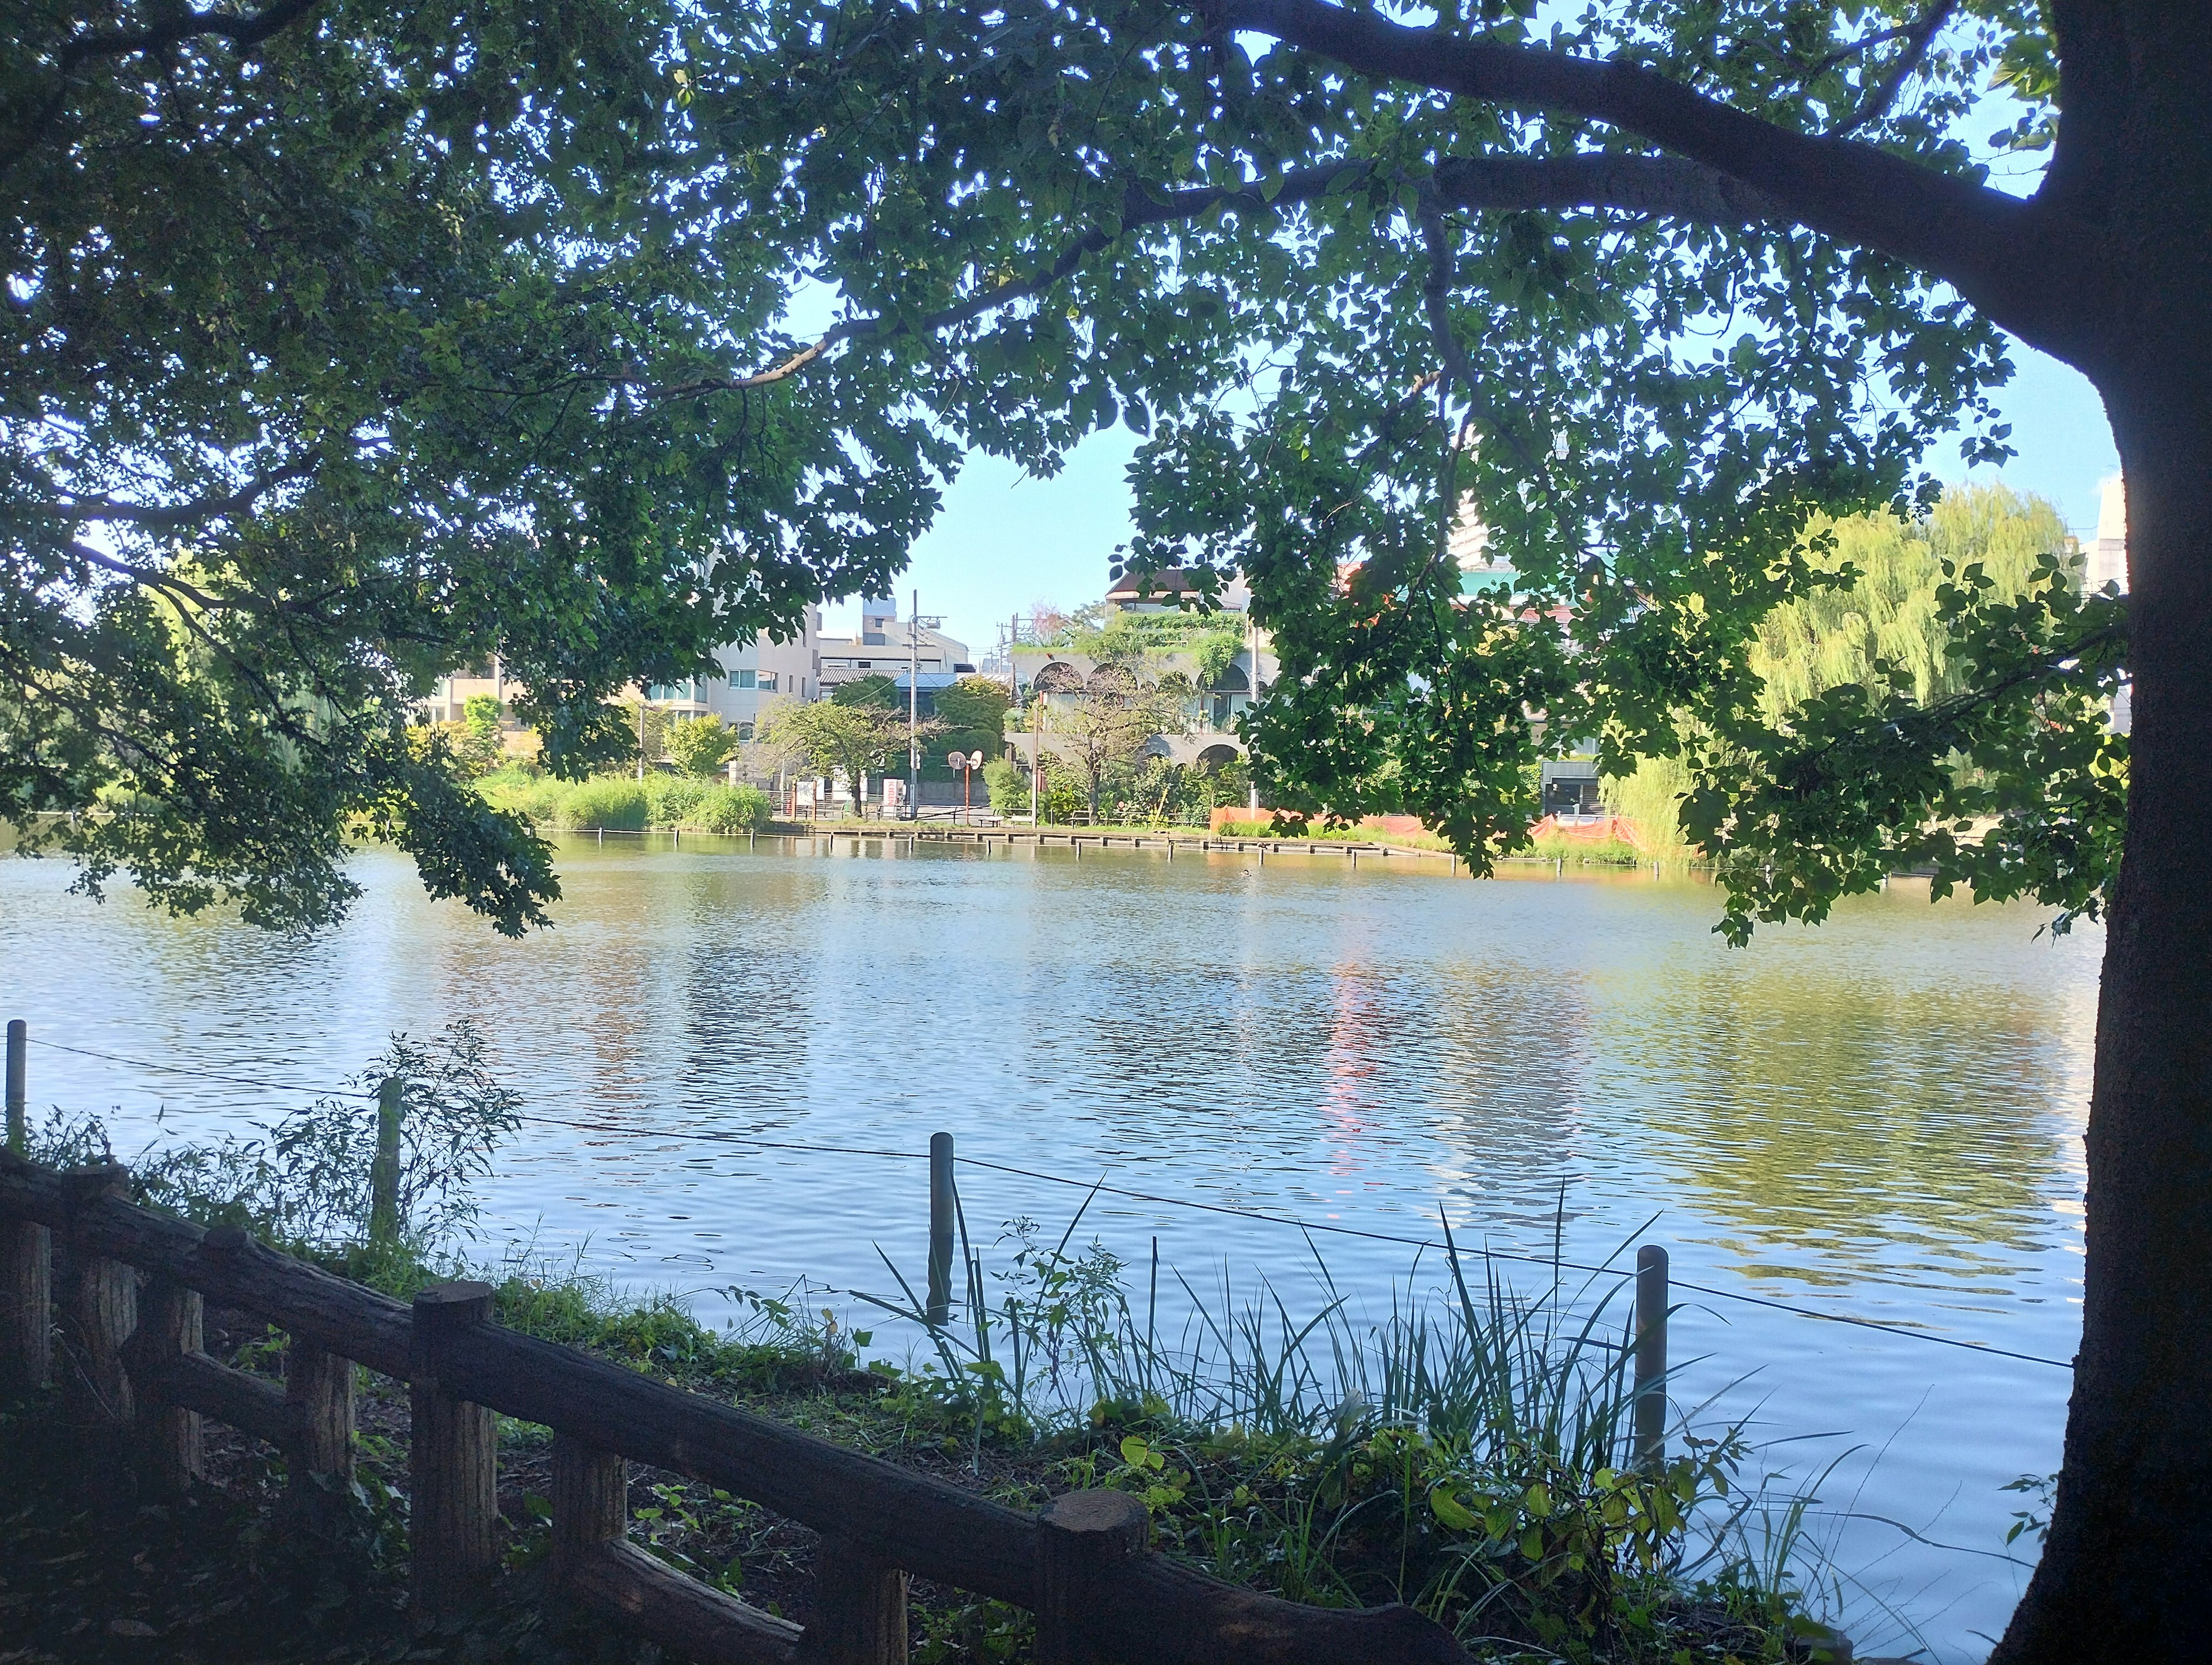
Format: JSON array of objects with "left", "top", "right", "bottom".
[
  {"left": 557, "top": 776, "right": 649, "bottom": 830},
  {"left": 690, "top": 783, "right": 771, "bottom": 833},
  {"left": 1040, "top": 764, "right": 1084, "bottom": 825},
  {"left": 984, "top": 756, "right": 1027, "bottom": 813},
  {"left": 643, "top": 773, "right": 709, "bottom": 825}
]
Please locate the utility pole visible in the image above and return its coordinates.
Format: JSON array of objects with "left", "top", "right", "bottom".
[{"left": 907, "top": 589, "right": 921, "bottom": 821}]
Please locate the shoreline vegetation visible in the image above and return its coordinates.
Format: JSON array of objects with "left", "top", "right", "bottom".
[
  {"left": 472, "top": 767, "right": 1682, "bottom": 871},
  {"left": 1, "top": 1055, "right": 1854, "bottom": 1665}
]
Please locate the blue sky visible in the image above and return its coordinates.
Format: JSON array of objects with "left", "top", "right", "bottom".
[{"left": 838, "top": 337, "right": 2121, "bottom": 659}]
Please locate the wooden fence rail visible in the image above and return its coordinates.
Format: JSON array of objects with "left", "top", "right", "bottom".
[{"left": 0, "top": 1151, "right": 1469, "bottom": 1665}]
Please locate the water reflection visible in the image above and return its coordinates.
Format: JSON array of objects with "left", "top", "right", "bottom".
[{"left": 0, "top": 837, "right": 2095, "bottom": 1661}]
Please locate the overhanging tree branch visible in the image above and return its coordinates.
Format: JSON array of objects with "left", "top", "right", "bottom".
[
  {"left": 3, "top": 0, "right": 324, "bottom": 171},
  {"left": 1218, "top": 0, "right": 2101, "bottom": 352},
  {"left": 47, "top": 451, "right": 323, "bottom": 532},
  {"left": 1828, "top": 0, "right": 1958, "bottom": 136},
  {"left": 654, "top": 164, "right": 1367, "bottom": 399},
  {"left": 1433, "top": 153, "right": 1785, "bottom": 221},
  {"left": 55, "top": 0, "right": 324, "bottom": 74}
]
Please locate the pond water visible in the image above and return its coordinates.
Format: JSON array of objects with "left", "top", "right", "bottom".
[{"left": 0, "top": 835, "right": 2095, "bottom": 1661}]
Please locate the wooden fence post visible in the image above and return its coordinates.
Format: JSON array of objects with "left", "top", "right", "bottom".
[
  {"left": 368, "top": 1076, "right": 404, "bottom": 1246},
  {"left": 0, "top": 1200, "right": 49, "bottom": 1394},
  {"left": 0, "top": 1021, "right": 47, "bottom": 1395},
  {"left": 926, "top": 1133, "right": 955, "bottom": 1328},
  {"left": 1633, "top": 1244, "right": 1669, "bottom": 1470},
  {"left": 59, "top": 1164, "right": 135, "bottom": 1440},
  {"left": 132, "top": 1275, "right": 205, "bottom": 1493},
  {"left": 1034, "top": 1490, "right": 1149, "bottom": 1665},
  {"left": 549, "top": 1431, "right": 626, "bottom": 1576},
  {"left": 287, "top": 1341, "right": 357, "bottom": 1520},
  {"left": 411, "top": 1281, "right": 498, "bottom": 1618},
  {"left": 804, "top": 1537, "right": 907, "bottom": 1664}
]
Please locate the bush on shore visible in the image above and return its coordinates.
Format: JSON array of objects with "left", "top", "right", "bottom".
[{"left": 477, "top": 767, "right": 771, "bottom": 834}]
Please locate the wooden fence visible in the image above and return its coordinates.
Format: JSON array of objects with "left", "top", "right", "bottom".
[{"left": 0, "top": 1150, "right": 1473, "bottom": 1665}]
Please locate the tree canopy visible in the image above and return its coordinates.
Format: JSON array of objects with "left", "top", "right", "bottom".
[{"left": 8, "top": 4, "right": 2209, "bottom": 1652}]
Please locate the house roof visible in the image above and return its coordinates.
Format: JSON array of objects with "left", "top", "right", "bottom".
[{"left": 1105, "top": 567, "right": 1202, "bottom": 602}]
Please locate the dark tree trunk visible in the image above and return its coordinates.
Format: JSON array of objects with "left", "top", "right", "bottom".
[{"left": 1992, "top": 353, "right": 2212, "bottom": 1661}]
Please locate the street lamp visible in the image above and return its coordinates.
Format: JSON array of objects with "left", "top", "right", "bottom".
[{"left": 948, "top": 749, "right": 985, "bottom": 817}]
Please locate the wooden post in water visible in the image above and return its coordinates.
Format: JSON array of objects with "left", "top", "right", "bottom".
[
  {"left": 368, "top": 1076, "right": 403, "bottom": 1247},
  {"left": 1, "top": 1018, "right": 51, "bottom": 1393},
  {"left": 1633, "top": 1245, "right": 1669, "bottom": 1469},
  {"left": 410, "top": 1281, "right": 498, "bottom": 1618},
  {"left": 926, "top": 1133, "right": 955, "bottom": 1328},
  {"left": 5, "top": 1018, "right": 24, "bottom": 1154},
  {"left": 1035, "top": 1489, "right": 1149, "bottom": 1665}
]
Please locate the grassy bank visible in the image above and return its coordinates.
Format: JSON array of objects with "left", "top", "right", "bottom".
[
  {"left": 0, "top": 1231, "right": 1839, "bottom": 1665},
  {"left": 0, "top": 1055, "right": 1843, "bottom": 1663},
  {"left": 476, "top": 766, "right": 774, "bottom": 835}
]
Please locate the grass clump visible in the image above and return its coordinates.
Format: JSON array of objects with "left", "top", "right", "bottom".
[
  {"left": 476, "top": 769, "right": 773, "bottom": 835},
  {"left": 840, "top": 1207, "right": 1843, "bottom": 1665}
]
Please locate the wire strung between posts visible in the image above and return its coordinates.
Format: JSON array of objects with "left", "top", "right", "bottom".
[
  {"left": 950, "top": 1155, "right": 2075, "bottom": 1370},
  {"left": 29, "top": 1037, "right": 381, "bottom": 1099},
  {"left": 25, "top": 1037, "right": 2076, "bottom": 1370}
]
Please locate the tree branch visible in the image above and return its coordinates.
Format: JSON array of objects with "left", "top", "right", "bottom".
[
  {"left": 1219, "top": 0, "right": 2094, "bottom": 352},
  {"left": 55, "top": 0, "right": 324, "bottom": 76},
  {"left": 1828, "top": 0, "right": 1958, "bottom": 137},
  {"left": 50, "top": 452, "right": 323, "bottom": 532},
  {"left": 1433, "top": 153, "right": 1785, "bottom": 222},
  {"left": 3, "top": 0, "right": 324, "bottom": 172},
  {"left": 653, "top": 164, "right": 1366, "bottom": 400}
]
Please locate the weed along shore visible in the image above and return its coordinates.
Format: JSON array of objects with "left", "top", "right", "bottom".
[{"left": 0, "top": 1024, "right": 1858, "bottom": 1665}]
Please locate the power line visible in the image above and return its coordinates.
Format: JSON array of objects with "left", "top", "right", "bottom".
[{"left": 22, "top": 1034, "right": 2075, "bottom": 1370}]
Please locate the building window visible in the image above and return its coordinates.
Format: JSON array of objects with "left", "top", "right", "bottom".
[
  {"left": 737, "top": 722, "right": 755, "bottom": 741},
  {"left": 856, "top": 660, "right": 872, "bottom": 669},
  {"left": 734, "top": 669, "right": 756, "bottom": 689},
  {"left": 758, "top": 673, "right": 778, "bottom": 691}
]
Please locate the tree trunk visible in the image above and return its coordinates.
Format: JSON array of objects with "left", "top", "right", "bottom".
[{"left": 1992, "top": 361, "right": 2212, "bottom": 1663}]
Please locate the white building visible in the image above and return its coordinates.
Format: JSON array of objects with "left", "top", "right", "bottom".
[
  {"left": 423, "top": 606, "right": 825, "bottom": 745},
  {"left": 641, "top": 605, "right": 824, "bottom": 741},
  {"left": 2081, "top": 474, "right": 2128, "bottom": 596}
]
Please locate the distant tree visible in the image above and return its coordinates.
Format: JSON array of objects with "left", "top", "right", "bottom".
[
  {"left": 934, "top": 676, "right": 1013, "bottom": 768},
  {"left": 1749, "top": 485, "right": 2078, "bottom": 721},
  {"left": 757, "top": 700, "right": 908, "bottom": 820},
  {"left": 459, "top": 696, "right": 506, "bottom": 776},
  {"left": 665, "top": 714, "right": 737, "bottom": 780},
  {"left": 831, "top": 674, "right": 900, "bottom": 711},
  {"left": 1606, "top": 486, "right": 2080, "bottom": 852},
  {"left": 983, "top": 756, "right": 1028, "bottom": 816},
  {"left": 1024, "top": 602, "right": 1072, "bottom": 646},
  {"left": 1047, "top": 663, "right": 1187, "bottom": 823},
  {"left": 615, "top": 701, "right": 669, "bottom": 778}
]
